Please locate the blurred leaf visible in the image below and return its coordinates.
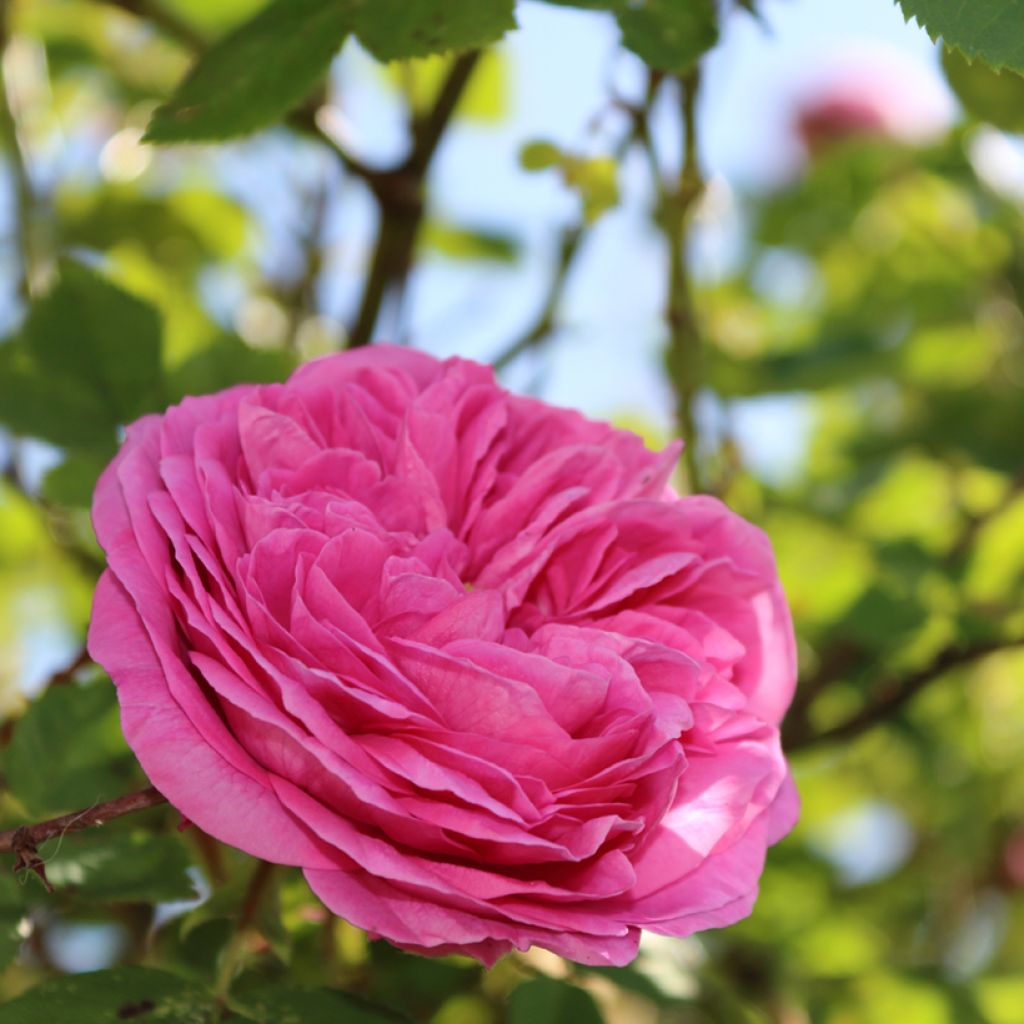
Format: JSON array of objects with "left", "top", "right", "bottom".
[
  {"left": 367, "top": 944, "right": 480, "bottom": 1020},
  {"left": 897, "top": 1, "right": 1024, "bottom": 73},
  {"left": 0, "top": 912, "right": 21, "bottom": 972},
  {"left": 145, "top": 0, "right": 353, "bottom": 142},
  {"left": 565, "top": 155, "right": 619, "bottom": 222},
  {"left": 3, "top": 679, "right": 135, "bottom": 817},
  {"left": 59, "top": 187, "right": 249, "bottom": 266},
  {"left": 236, "top": 984, "right": 410, "bottom": 1023},
  {"left": 942, "top": 48, "right": 1024, "bottom": 131},
  {"left": 618, "top": 0, "right": 718, "bottom": 74},
  {"left": 0, "top": 260, "right": 163, "bottom": 450},
  {"left": 520, "top": 140, "right": 563, "bottom": 170},
  {"left": 383, "top": 50, "right": 509, "bottom": 121},
  {"left": 708, "top": 330, "right": 896, "bottom": 397},
  {"left": 507, "top": 978, "right": 604, "bottom": 1024},
  {"left": 975, "top": 975, "right": 1024, "bottom": 1024},
  {"left": 0, "top": 967, "right": 213, "bottom": 1023},
  {"left": 843, "top": 585, "right": 929, "bottom": 653},
  {"left": 520, "top": 142, "right": 620, "bottom": 221},
  {"left": 420, "top": 220, "right": 520, "bottom": 263},
  {"left": 164, "top": 0, "right": 265, "bottom": 33},
  {"left": 42, "top": 454, "right": 109, "bottom": 508},
  {"left": 167, "top": 335, "right": 296, "bottom": 401},
  {"left": 354, "top": 0, "right": 515, "bottom": 62},
  {"left": 0, "top": 341, "right": 115, "bottom": 451},
  {"left": 181, "top": 861, "right": 287, "bottom": 964},
  {"left": 43, "top": 830, "right": 196, "bottom": 904}
]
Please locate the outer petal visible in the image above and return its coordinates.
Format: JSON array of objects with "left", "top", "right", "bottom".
[{"left": 88, "top": 573, "right": 336, "bottom": 870}]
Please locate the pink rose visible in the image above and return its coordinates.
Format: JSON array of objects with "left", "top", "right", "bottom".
[{"left": 88, "top": 345, "right": 798, "bottom": 967}]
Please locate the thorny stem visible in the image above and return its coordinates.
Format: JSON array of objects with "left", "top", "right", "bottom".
[{"left": 0, "top": 786, "right": 167, "bottom": 889}]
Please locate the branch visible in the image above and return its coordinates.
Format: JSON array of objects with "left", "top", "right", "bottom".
[
  {"left": 0, "top": 787, "right": 166, "bottom": 853},
  {"left": 0, "top": 786, "right": 167, "bottom": 889},
  {"left": 785, "top": 639, "right": 1021, "bottom": 751},
  {"left": 347, "top": 52, "right": 481, "bottom": 349}
]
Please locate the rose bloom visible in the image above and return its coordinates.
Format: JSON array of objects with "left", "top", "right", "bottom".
[{"left": 88, "top": 345, "right": 797, "bottom": 967}]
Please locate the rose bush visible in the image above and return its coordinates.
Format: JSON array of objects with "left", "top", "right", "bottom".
[{"left": 88, "top": 345, "right": 797, "bottom": 967}]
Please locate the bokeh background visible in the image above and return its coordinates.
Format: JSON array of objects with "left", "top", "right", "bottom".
[{"left": 2, "top": 0, "right": 1024, "bottom": 1021}]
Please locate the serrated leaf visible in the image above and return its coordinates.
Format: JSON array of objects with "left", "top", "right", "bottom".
[
  {"left": 354, "top": 0, "right": 516, "bottom": 62},
  {"left": 898, "top": 0, "right": 1024, "bottom": 73},
  {"left": 0, "top": 967, "right": 213, "bottom": 1024},
  {"left": 4, "top": 679, "right": 136, "bottom": 816},
  {"left": 145, "top": 0, "right": 354, "bottom": 142},
  {"left": 508, "top": 979, "right": 604, "bottom": 1024},
  {"left": 43, "top": 830, "right": 196, "bottom": 904},
  {"left": 236, "top": 984, "right": 411, "bottom": 1023},
  {"left": 617, "top": 0, "right": 718, "bottom": 74}
]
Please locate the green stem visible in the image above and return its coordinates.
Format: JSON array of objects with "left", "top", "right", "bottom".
[
  {"left": 213, "top": 859, "right": 276, "bottom": 1006},
  {"left": 663, "top": 70, "right": 704, "bottom": 493}
]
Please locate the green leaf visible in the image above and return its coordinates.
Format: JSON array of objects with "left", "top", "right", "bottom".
[
  {"left": 507, "top": 978, "right": 604, "bottom": 1024},
  {"left": 4, "top": 679, "right": 136, "bottom": 817},
  {"left": 181, "top": 861, "right": 288, "bottom": 964},
  {"left": 0, "top": 967, "right": 213, "bottom": 1024},
  {"left": 26, "top": 261, "right": 164, "bottom": 422},
  {"left": 0, "top": 260, "right": 164, "bottom": 450},
  {"left": 43, "top": 830, "right": 196, "bottom": 904},
  {"left": 520, "top": 140, "right": 563, "bottom": 171},
  {"left": 354, "top": 0, "right": 516, "bottom": 62},
  {"left": 898, "top": 0, "right": 1024, "bottom": 73},
  {"left": 167, "top": 335, "right": 296, "bottom": 402},
  {"left": 42, "top": 453, "right": 109, "bottom": 508},
  {"left": 0, "top": 341, "right": 116, "bottom": 450},
  {"left": 145, "top": 0, "right": 354, "bottom": 143},
  {"left": 236, "top": 984, "right": 410, "bottom": 1023},
  {"left": 941, "top": 47, "right": 1024, "bottom": 131},
  {"left": 617, "top": 0, "right": 718, "bottom": 73}
]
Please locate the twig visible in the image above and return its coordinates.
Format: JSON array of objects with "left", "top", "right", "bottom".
[
  {"left": 347, "top": 52, "right": 481, "bottom": 348},
  {"left": 785, "top": 639, "right": 1021, "bottom": 751},
  {"left": 490, "top": 82, "right": 664, "bottom": 373},
  {"left": 492, "top": 226, "right": 583, "bottom": 371}
]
